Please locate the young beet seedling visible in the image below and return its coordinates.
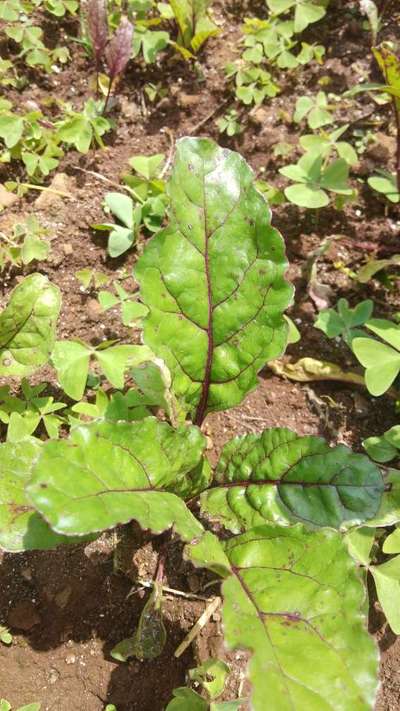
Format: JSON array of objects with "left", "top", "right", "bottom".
[
  {"left": 85, "top": 0, "right": 133, "bottom": 111},
  {"left": 0, "top": 138, "right": 394, "bottom": 710}
]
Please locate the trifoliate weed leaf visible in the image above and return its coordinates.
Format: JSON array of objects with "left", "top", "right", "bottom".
[
  {"left": 201, "top": 427, "right": 383, "bottom": 531},
  {"left": 135, "top": 137, "right": 292, "bottom": 425}
]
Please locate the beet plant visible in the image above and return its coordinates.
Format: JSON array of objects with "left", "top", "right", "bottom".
[{"left": 0, "top": 138, "right": 396, "bottom": 709}]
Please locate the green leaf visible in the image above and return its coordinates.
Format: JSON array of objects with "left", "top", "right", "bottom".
[
  {"left": 366, "top": 469, "right": 400, "bottom": 527},
  {"left": 368, "top": 173, "right": 400, "bottom": 203},
  {"left": 357, "top": 255, "right": 400, "bottom": 283},
  {"left": 0, "top": 115, "right": 24, "bottom": 148},
  {"left": 363, "top": 435, "right": 397, "bottom": 463},
  {"left": 95, "top": 344, "right": 153, "bottom": 389},
  {"left": 135, "top": 138, "right": 292, "bottom": 424},
  {"left": 57, "top": 116, "right": 92, "bottom": 153},
  {"left": 21, "top": 234, "right": 49, "bottom": 264},
  {"left": 371, "top": 555, "right": 400, "bottom": 634},
  {"left": 0, "top": 274, "right": 61, "bottom": 377},
  {"left": 0, "top": 439, "right": 90, "bottom": 552},
  {"left": 52, "top": 341, "right": 153, "bottom": 399},
  {"left": 130, "top": 154, "right": 165, "bottom": 180},
  {"left": 383, "top": 527, "right": 400, "bottom": 554},
  {"left": 166, "top": 688, "right": 207, "bottom": 711},
  {"left": 27, "top": 419, "right": 205, "bottom": 539},
  {"left": 320, "top": 159, "right": 351, "bottom": 194},
  {"left": 352, "top": 337, "right": 400, "bottom": 396},
  {"left": 284, "top": 183, "right": 329, "bottom": 208},
  {"left": 186, "top": 525, "right": 378, "bottom": 711},
  {"left": 189, "top": 659, "right": 230, "bottom": 700},
  {"left": 52, "top": 340, "right": 91, "bottom": 400},
  {"left": 108, "top": 226, "right": 135, "bottom": 257},
  {"left": 345, "top": 526, "right": 375, "bottom": 566},
  {"left": 104, "top": 192, "right": 134, "bottom": 228},
  {"left": 365, "top": 318, "right": 400, "bottom": 351},
  {"left": 201, "top": 427, "right": 383, "bottom": 531},
  {"left": 294, "top": 1, "right": 326, "bottom": 33}
]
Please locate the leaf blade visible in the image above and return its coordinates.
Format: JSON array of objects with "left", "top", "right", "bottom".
[{"left": 135, "top": 138, "right": 292, "bottom": 423}]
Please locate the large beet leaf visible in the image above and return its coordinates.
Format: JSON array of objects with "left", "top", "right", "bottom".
[
  {"left": 26, "top": 418, "right": 205, "bottom": 540},
  {"left": 135, "top": 138, "right": 292, "bottom": 424},
  {"left": 201, "top": 428, "right": 383, "bottom": 530},
  {"left": 186, "top": 526, "right": 379, "bottom": 711},
  {"left": 0, "top": 439, "right": 93, "bottom": 551}
]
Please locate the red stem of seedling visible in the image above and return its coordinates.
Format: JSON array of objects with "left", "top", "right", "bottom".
[{"left": 155, "top": 555, "right": 165, "bottom": 585}]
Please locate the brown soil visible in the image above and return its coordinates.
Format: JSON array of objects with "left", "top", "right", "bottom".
[{"left": 1, "top": 0, "right": 400, "bottom": 708}]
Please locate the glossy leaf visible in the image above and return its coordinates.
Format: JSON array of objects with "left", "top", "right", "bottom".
[
  {"left": 370, "top": 555, "right": 400, "bottom": 634},
  {"left": 26, "top": 418, "right": 205, "bottom": 539},
  {"left": 112, "top": 581, "right": 166, "bottom": 661},
  {"left": 363, "top": 425, "right": 400, "bottom": 463},
  {"left": 382, "top": 526, "right": 400, "bottom": 554},
  {"left": 0, "top": 273, "right": 60, "bottom": 377},
  {"left": 201, "top": 427, "right": 383, "bottom": 531},
  {"left": 186, "top": 525, "right": 378, "bottom": 711},
  {"left": 0, "top": 439, "right": 91, "bottom": 552},
  {"left": 52, "top": 340, "right": 153, "bottom": 400},
  {"left": 345, "top": 526, "right": 375, "bottom": 566},
  {"left": 352, "top": 329, "right": 400, "bottom": 396},
  {"left": 166, "top": 688, "right": 207, "bottom": 711},
  {"left": 135, "top": 138, "right": 292, "bottom": 424},
  {"left": 189, "top": 659, "right": 229, "bottom": 700},
  {"left": 366, "top": 468, "right": 400, "bottom": 527}
]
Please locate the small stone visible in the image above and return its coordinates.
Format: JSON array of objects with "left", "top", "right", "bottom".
[
  {"left": 65, "top": 654, "right": 76, "bottom": 665},
  {"left": 49, "top": 667, "right": 60, "bottom": 684},
  {"left": 62, "top": 243, "right": 73, "bottom": 255},
  {"left": 178, "top": 93, "right": 200, "bottom": 109},
  {"left": 21, "top": 567, "right": 32, "bottom": 581},
  {"left": 0, "top": 185, "right": 19, "bottom": 209},
  {"left": 35, "top": 173, "right": 74, "bottom": 209},
  {"left": 8, "top": 601, "right": 41, "bottom": 631},
  {"left": 250, "top": 107, "right": 270, "bottom": 127},
  {"left": 87, "top": 298, "right": 102, "bottom": 321}
]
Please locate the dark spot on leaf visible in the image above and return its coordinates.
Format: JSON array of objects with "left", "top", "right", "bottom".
[{"left": 40, "top": 483, "right": 48, "bottom": 489}]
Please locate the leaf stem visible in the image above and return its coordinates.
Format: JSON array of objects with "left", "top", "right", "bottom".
[{"left": 102, "top": 77, "right": 113, "bottom": 115}]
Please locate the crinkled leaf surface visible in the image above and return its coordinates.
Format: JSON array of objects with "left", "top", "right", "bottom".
[
  {"left": 0, "top": 273, "right": 60, "bottom": 376},
  {"left": 186, "top": 525, "right": 378, "bottom": 711},
  {"left": 201, "top": 428, "right": 383, "bottom": 531},
  {"left": 135, "top": 138, "right": 292, "bottom": 424},
  {"left": 26, "top": 418, "right": 205, "bottom": 540},
  {"left": 0, "top": 439, "right": 91, "bottom": 552}
]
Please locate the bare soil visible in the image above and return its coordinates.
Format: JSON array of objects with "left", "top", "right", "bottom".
[{"left": 1, "top": 0, "right": 400, "bottom": 708}]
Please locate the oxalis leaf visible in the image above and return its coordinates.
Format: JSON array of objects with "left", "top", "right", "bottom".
[
  {"left": 186, "top": 526, "right": 379, "bottom": 711},
  {"left": 0, "top": 273, "right": 60, "bottom": 376},
  {"left": 26, "top": 418, "right": 205, "bottom": 540},
  {"left": 135, "top": 138, "right": 293, "bottom": 425},
  {"left": 0, "top": 439, "right": 93, "bottom": 552},
  {"left": 201, "top": 428, "right": 383, "bottom": 531}
]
